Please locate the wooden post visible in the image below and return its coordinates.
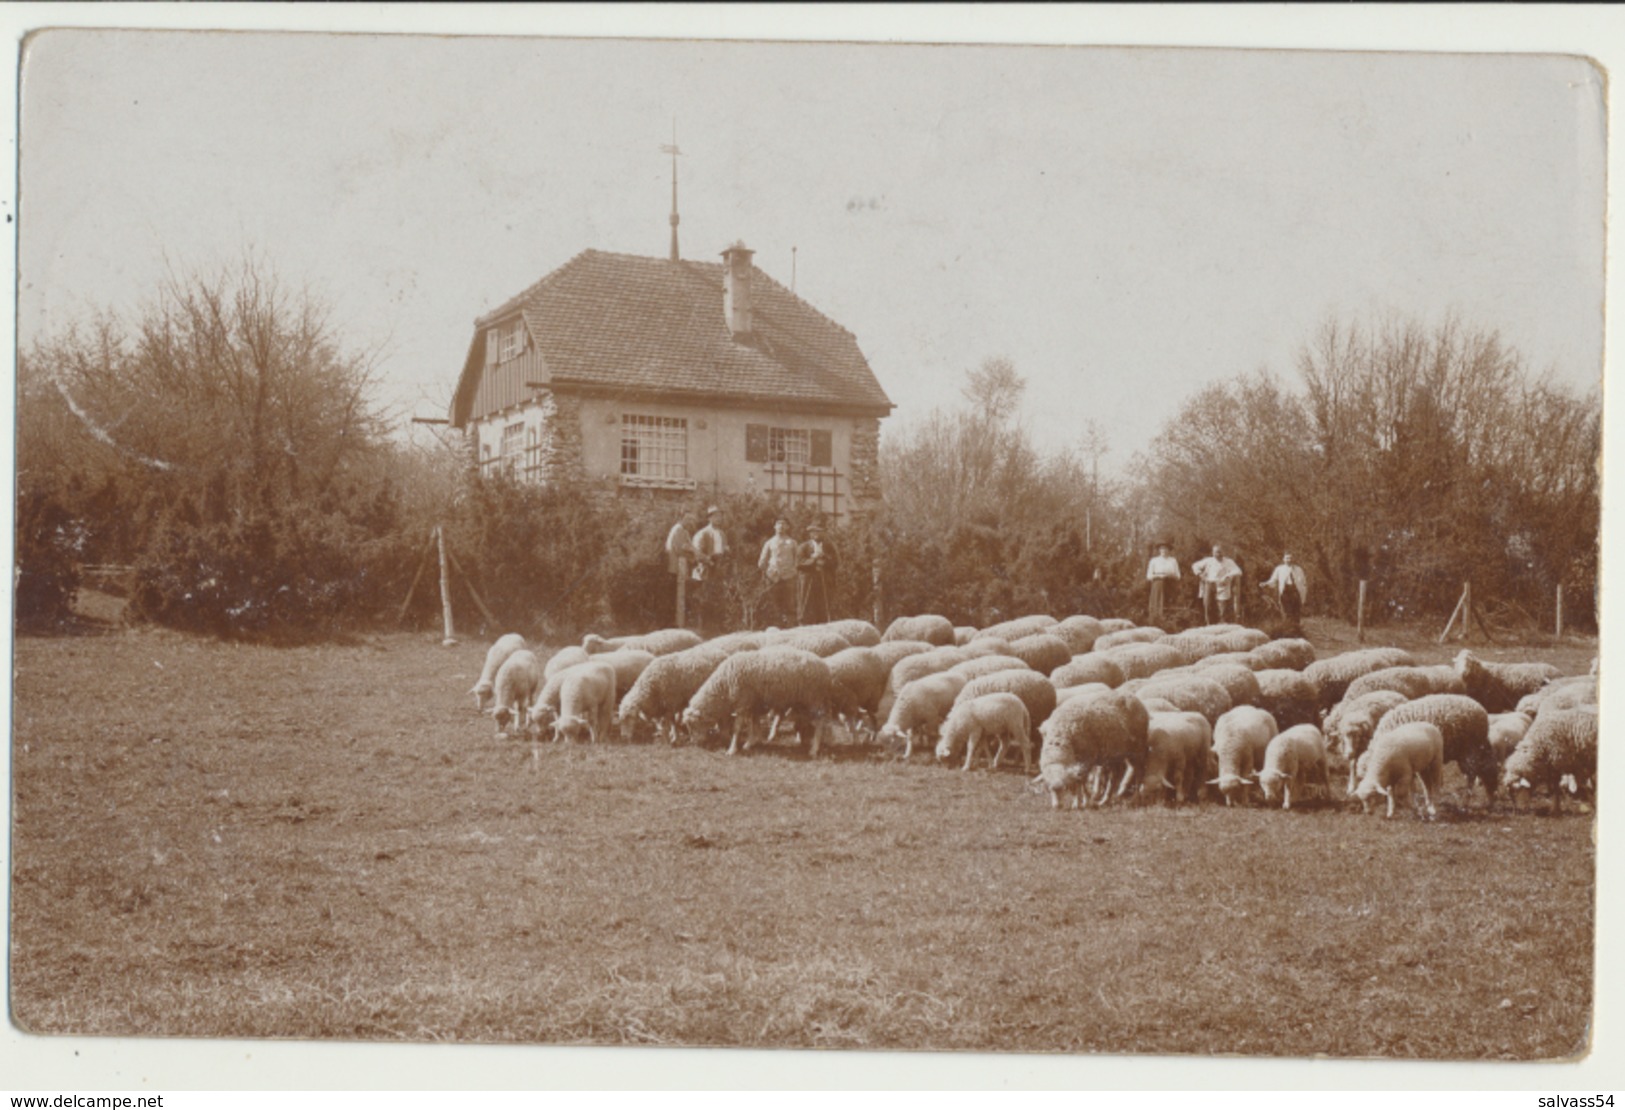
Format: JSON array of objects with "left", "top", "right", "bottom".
[
  {"left": 872, "top": 559, "right": 883, "bottom": 629},
  {"left": 676, "top": 569, "right": 687, "bottom": 629},
  {"left": 1356, "top": 580, "right": 1367, "bottom": 642},
  {"left": 443, "top": 544, "right": 499, "bottom": 631},
  {"left": 397, "top": 528, "right": 439, "bottom": 624},
  {"left": 1556, "top": 584, "right": 1564, "bottom": 639},
  {"left": 436, "top": 526, "right": 457, "bottom": 646},
  {"left": 1462, "top": 581, "right": 1472, "bottom": 643},
  {"left": 1438, "top": 584, "right": 1468, "bottom": 644}
]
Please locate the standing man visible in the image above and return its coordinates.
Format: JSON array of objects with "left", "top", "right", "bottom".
[
  {"left": 691, "top": 505, "right": 731, "bottom": 634},
  {"left": 756, "top": 518, "right": 799, "bottom": 629},
  {"left": 665, "top": 509, "right": 699, "bottom": 628},
  {"left": 1192, "top": 543, "right": 1243, "bottom": 625},
  {"left": 1145, "top": 541, "right": 1181, "bottom": 626},
  {"left": 1262, "top": 551, "right": 1308, "bottom": 633},
  {"left": 796, "top": 523, "right": 838, "bottom": 625}
]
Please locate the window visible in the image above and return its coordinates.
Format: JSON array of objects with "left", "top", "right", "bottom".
[
  {"left": 621, "top": 414, "right": 690, "bottom": 486},
  {"left": 488, "top": 319, "right": 525, "bottom": 364},
  {"left": 769, "top": 427, "right": 810, "bottom": 466},
  {"left": 501, "top": 421, "right": 524, "bottom": 477},
  {"left": 524, "top": 422, "right": 547, "bottom": 479}
]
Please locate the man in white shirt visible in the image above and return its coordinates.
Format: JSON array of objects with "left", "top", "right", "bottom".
[
  {"left": 1191, "top": 544, "right": 1243, "bottom": 625},
  {"left": 1145, "top": 542, "right": 1181, "bottom": 625},
  {"left": 1262, "top": 551, "right": 1308, "bottom": 633},
  {"left": 691, "top": 506, "right": 730, "bottom": 633},
  {"left": 664, "top": 510, "right": 698, "bottom": 627},
  {"left": 756, "top": 518, "right": 798, "bottom": 628}
]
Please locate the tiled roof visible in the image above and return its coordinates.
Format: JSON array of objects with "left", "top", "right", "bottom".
[{"left": 451, "top": 249, "right": 892, "bottom": 427}]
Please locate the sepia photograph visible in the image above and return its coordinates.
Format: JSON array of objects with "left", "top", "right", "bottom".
[{"left": 4, "top": 5, "right": 1614, "bottom": 1090}]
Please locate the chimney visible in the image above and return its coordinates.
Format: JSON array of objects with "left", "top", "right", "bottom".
[{"left": 721, "top": 241, "right": 754, "bottom": 338}]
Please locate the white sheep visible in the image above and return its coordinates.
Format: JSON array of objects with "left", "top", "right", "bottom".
[
  {"left": 1004, "top": 633, "right": 1073, "bottom": 675},
  {"left": 1194, "top": 651, "right": 1269, "bottom": 672},
  {"left": 1095, "top": 626, "right": 1168, "bottom": 653},
  {"left": 1054, "top": 682, "right": 1115, "bottom": 706},
  {"left": 1127, "top": 673, "right": 1233, "bottom": 725},
  {"left": 975, "top": 615, "right": 1059, "bottom": 643},
  {"left": 682, "top": 647, "right": 841, "bottom": 757},
  {"left": 822, "top": 646, "right": 890, "bottom": 735},
  {"left": 1051, "top": 654, "right": 1126, "bottom": 689},
  {"left": 1096, "top": 618, "right": 1138, "bottom": 634},
  {"left": 953, "top": 625, "right": 979, "bottom": 646},
  {"left": 955, "top": 670, "right": 1059, "bottom": 754},
  {"left": 1325, "top": 689, "right": 1408, "bottom": 794},
  {"left": 882, "top": 615, "right": 956, "bottom": 646},
  {"left": 488, "top": 648, "right": 544, "bottom": 736},
  {"left": 1099, "top": 642, "right": 1186, "bottom": 681},
  {"left": 552, "top": 664, "right": 617, "bottom": 747},
  {"left": 617, "top": 646, "right": 728, "bottom": 743},
  {"left": 1249, "top": 638, "right": 1316, "bottom": 672},
  {"left": 1502, "top": 706, "right": 1598, "bottom": 813},
  {"left": 530, "top": 659, "right": 617, "bottom": 736},
  {"left": 1487, "top": 711, "right": 1533, "bottom": 765},
  {"left": 1257, "top": 724, "right": 1331, "bottom": 809},
  {"left": 870, "top": 639, "right": 936, "bottom": 672},
  {"left": 1252, "top": 668, "right": 1321, "bottom": 730},
  {"left": 1304, "top": 647, "right": 1416, "bottom": 710},
  {"left": 1036, "top": 690, "right": 1150, "bottom": 808},
  {"left": 1372, "top": 694, "right": 1494, "bottom": 800},
  {"left": 815, "top": 619, "right": 883, "bottom": 647},
  {"left": 877, "top": 646, "right": 974, "bottom": 719},
  {"left": 765, "top": 627, "right": 853, "bottom": 657},
  {"left": 1516, "top": 676, "right": 1596, "bottom": 717},
  {"left": 1454, "top": 650, "right": 1562, "bottom": 714},
  {"left": 1209, "top": 705, "right": 1280, "bottom": 806},
  {"left": 948, "top": 654, "right": 1033, "bottom": 683},
  {"left": 1353, "top": 721, "right": 1444, "bottom": 818},
  {"left": 470, "top": 633, "right": 528, "bottom": 711},
  {"left": 1140, "top": 710, "right": 1212, "bottom": 805},
  {"left": 1187, "top": 663, "right": 1262, "bottom": 712},
  {"left": 1342, "top": 665, "right": 1465, "bottom": 706},
  {"left": 583, "top": 628, "right": 704, "bottom": 656},
  {"left": 1051, "top": 614, "right": 1106, "bottom": 654},
  {"left": 877, "top": 672, "right": 970, "bottom": 759},
  {"left": 935, "top": 692, "right": 1033, "bottom": 773}
]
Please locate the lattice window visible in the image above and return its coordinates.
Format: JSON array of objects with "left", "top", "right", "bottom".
[
  {"left": 501, "top": 421, "right": 524, "bottom": 478},
  {"left": 524, "top": 422, "right": 548, "bottom": 480},
  {"left": 621, "top": 414, "right": 689, "bottom": 483},
  {"left": 488, "top": 319, "right": 525, "bottom": 364},
  {"left": 769, "top": 426, "right": 810, "bottom": 466}
]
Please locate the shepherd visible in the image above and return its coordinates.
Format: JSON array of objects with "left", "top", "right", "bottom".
[{"left": 796, "top": 523, "right": 838, "bottom": 625}]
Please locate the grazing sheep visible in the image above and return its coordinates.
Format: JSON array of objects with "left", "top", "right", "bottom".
[
  {"left": 1005, "top": 633, "right": 1073, "bottom": 675},
  {"left": 1454, "top": 650, "right": 1562, "bottom": 714},
  {"left": 588, "top": 650, "right": 657, "bottom": 698},
  {"left": 1141, "top": 710, "right": 1213, "bottom": 804},
  {"left": 1373, "top": 694, "right": 1494, "bottom": 800},
  {"left": 975, "top": 615, "right": 1058, "bottom": 643},
  {"left": 1194, "top": 651, "right": 1269, "bottom": 672},
  {"left": 883, "top": 646, "right": 974, "bottom": 710},
  {"left": 1488, "top": 711, "right": 1533, "bottom": 765},
  {"left": 768, "top": 627, "right": 852, "bottom": 657},
  {"left": 1325, "top": 690, "right": 1409, "bottom": 793},
  {"left": 935, "top": 692, "right": 1033, "bottom": 773},
  {"left": 488, "top": 648, "right": 544, "bottom": 736},
  {"left": 1100, "top": 642, "right": 1186, "bottom": 681},
  {"left": 1154, "top": 631, "right": 1225, "bottom": 667},
  {"left": 1304, "top": 647, "right": 1417, "bottom": 710},
  {"left": 1095, "top": 626, "right": 1168, "bottom": 653},
  {"left": 1130, "top": 674, "right": 1234, "bottom": 725},
  {"left": 1051, "top": 654, "right": 1126, "bottom": 689},
  {"left": 1209, "top": 705, "right": 1281, "bottom": 806},
  {"left": 1257, "top": 725, "right": 1331, "bottom": 809},
  {"left": 1097, "top": 618, "right": 1137, "bottom": 634},
  {"left": 682, "top": 647, "right": 840, "bottom": 756},
  {"left": 1250, "top": 638, "right": 1316, "bottom": 672},
  {"left": 822, "top": 647, "right": 891, "bottom": 729},
  {"left": 1137, "top": 695, "right": 1183, "bottom": 715},
  {"left": 953, "top": 625, "right": 979, "bottom": 646},
  {"left": 1052, "top": 615, "right": 1106, "bottom": 654},
  {"left": 882, "top": 615, "right": 956, "bottom": 646},
  {"left": 531, "top": 659, "right": 617, "bottom": 734},
  {"left": 617, "top": 646, "right": 728, "bottom": 743},
  {"left": 1353, "top": 722, "right": 1445, "bottom": 818},
  {"left": 470, "top": 633, "right": 528, "bottom": 711},
  {"left": 1502, "top": 706, "right": 1598, "bottom": 813},
  {"left": 552, "top": 664, "right": 617, "bottom": 746},
  {"left": 1213, "top": 628, "right": 1270, "bottom": 652},
  {"left": 956, "top": 670, "right": 1060, "bottom": 753},
  {"left": 1037, "top": 691, "right": 1151, "bottom": 809},
  {"left": 543, "top": 645, "right": 592, "bottom": 680},
  {"left": 960, "top": 637, "right": 1013, "bottom": 659},
  {"left": 584, "top": 628, "right": 704, "bottom": 656},
  {"left": 706, "top": 631, "right": 766, "bottom": 655},
  {"left": 1342, "top": 665, "right": 1464, "bottom": 706},
  {"left": 817, "top": 619, "right": 882, "bottom": 647},
  {"left": 1252, "top": 669, "right": 1322, "bottom": 730},
  {"left": 877, "top": 672, "right": 970, "bottom": 759}
]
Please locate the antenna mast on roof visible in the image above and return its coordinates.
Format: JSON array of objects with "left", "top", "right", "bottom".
[{"left": 661, "top": 120, "right": 681, "bottom": 262}]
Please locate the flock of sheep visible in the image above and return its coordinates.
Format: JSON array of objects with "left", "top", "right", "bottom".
[{"left": 466, "top": 612, "right": 1598, "bottom": 818}]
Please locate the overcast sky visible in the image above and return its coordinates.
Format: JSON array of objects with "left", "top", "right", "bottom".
[{"left": 17, "top": 27, "right": 1605, "bottom": 472}]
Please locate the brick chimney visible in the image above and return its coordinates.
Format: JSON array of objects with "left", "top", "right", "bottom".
[{"left": 721, "top": 241, "right": 754, "bottom": 338}]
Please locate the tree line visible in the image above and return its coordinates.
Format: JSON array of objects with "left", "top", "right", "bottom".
[{"left": 16, "top": 260, "right": 1600, "bottom": 640}]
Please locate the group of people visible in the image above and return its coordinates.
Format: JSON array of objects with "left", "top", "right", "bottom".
[
  {"left": 1146, "top": 542, "right": 1308, "bottom": 631},
  {"left": 663, "top": 507, "right": 839, "bottom": 634}
]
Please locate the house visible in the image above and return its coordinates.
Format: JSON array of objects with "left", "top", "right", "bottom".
[{"left": 449, "top": 242, "right": 893, "bottom": 522}]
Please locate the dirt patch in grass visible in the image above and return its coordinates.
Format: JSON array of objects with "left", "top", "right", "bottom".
[{"left": 9, "top": 626, "right": 1595, "bottom": 1057}]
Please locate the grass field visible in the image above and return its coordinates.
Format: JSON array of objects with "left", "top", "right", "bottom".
[{"left": 8, "top": 605, "right": 1597, "bottom": 1058}]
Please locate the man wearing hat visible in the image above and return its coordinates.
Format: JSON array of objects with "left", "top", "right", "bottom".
[
  {"left": 1145, "top": 541, "right": 1181, "bottom": 626},
  {"left": 796, "top": 522, "right": 837, "bottom": 625},
  {"left": 1261, "top": 551, "right": 1308, "bottom": 634},
  {"left": 691, "top": 505, "right": 731, "bottom": 634}
]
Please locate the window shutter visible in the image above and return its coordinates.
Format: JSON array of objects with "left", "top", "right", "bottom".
[
  {"left": 810, "top": 429, "right": 833, "bottom": 468},
  {"left": 745, "top": 423, "right": 769, "bottom": 462},
  {"left": 485, "top": 330, "right": 499, "bottom": 366}
]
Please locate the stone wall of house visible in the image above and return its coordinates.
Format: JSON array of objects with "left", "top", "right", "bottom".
[
  {"left": 538, "top": 391, "right": 587, "bottom": 487},
  {"left": 848, "top": 415, "right": 883, "bottom": 508}
]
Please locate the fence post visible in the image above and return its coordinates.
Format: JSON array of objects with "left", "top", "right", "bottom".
[
  {"left": 1556, "top": 584, "right": 1564, "bottom": 639},
  {"left": 872, "top": 559, "right": 883, "bottom": 629},
  {"left": 1463, "top": 581, "right": 1472, "bottom": 643},
  {"left": 676, "top": 570, "right": 686, "bottom": 630},
  {"left": 1356, "top": 580, "right": 1367, "bottom": 642},
  {"left": 436, "top": 526, "right": 457, "bottom": 646}
]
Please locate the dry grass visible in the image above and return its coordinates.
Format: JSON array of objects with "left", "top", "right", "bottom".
[{"left": 9, "top": 611, "right": 1596, "bottom": 1057}]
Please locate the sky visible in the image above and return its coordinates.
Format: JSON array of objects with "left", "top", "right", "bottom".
[{"left": 15, "top": 19, "right": 1605, "bottom": 475}]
